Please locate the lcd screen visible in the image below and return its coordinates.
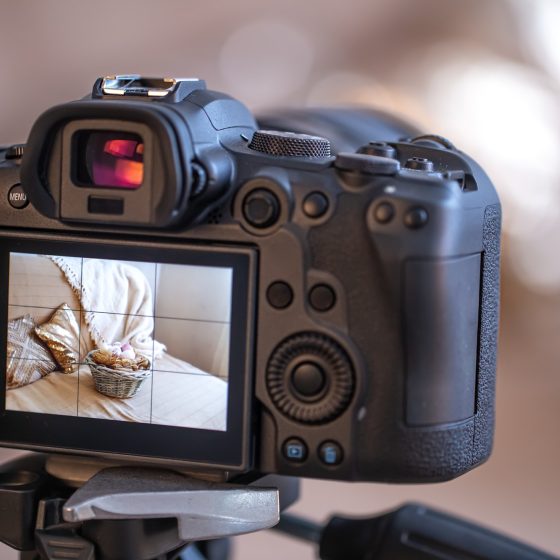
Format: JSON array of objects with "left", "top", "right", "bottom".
[{"left": 5, "top": 252, "right": 232, "bottom": 431}]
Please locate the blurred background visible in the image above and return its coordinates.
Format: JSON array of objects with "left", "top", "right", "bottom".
[{"left": 0, "top": 0, "right": 559, "bottom": 557}]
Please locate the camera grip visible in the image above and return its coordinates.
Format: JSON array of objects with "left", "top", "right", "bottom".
[{"left": 404, "top": 254, "right": 481, "bottom": 426}]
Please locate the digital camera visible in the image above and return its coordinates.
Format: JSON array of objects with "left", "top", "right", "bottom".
[{"left": 0, "top": 76, "right": 501, "bottom": 483}]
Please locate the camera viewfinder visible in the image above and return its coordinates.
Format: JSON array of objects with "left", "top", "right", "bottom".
[{"left": 74, "top": 131, "right": 144, "bottom": 189}]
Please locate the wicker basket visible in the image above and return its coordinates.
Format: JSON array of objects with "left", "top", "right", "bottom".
[{"left": 85, "top": 350, "right": 151, "bottom": 399}]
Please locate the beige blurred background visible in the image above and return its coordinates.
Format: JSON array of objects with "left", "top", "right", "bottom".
[{"left": 0, "top": 0, "right": 559, "bottom": 557}]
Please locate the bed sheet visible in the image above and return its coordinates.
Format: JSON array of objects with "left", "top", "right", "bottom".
[{"left": 5, "top": 352, "right": 228, "bottom": 431}]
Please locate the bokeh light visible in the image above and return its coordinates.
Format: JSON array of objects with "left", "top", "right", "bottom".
[
  {"left": 220, "top": 20, "right": 314, "bottom": 108},
  {"left": 399, "top": 44, "right": 560, "bottom": 292}
]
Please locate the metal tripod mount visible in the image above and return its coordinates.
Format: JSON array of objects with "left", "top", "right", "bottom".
[{"left": 0, "top": 452, "right": 297, "bottom": 560}]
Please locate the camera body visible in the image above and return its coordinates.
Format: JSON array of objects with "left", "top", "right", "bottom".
[{"left": 0, "top": 76, "right": 500, "bottom": 483}]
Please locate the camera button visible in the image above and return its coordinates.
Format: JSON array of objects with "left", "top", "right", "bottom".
[
  {"left": 373, "top": 201, "right": 395, "bottom": 224},
  {"left": 404, "top": 157, "right": 435, "bottom": 172},
  {"left": 404, "top": 206, "right": 429, "bottom": 229},
  {"left": 318, "top": 441, "right": 343, "bottom": 466},
  {"left": 358, "top": 141, "right": 397, "bottom": 159},
  {"left": 283, "top": 438, "right": 308, "bottom": 463},
  {"left": 335, "top": 153, "right": 400, "bottom": 175},
  {"left": 303, "top": 192, "right": 329, "bottom": 218},
  {"left": 242, "top": 189, "right": 280, "bottom": 228},
  {"left": 267, "top": 281, "right": 293, "bottom": 309},
  {"left": 291, "top": 362, "right": 326, "bottom": 398},
  {"left": 8, "top": 184, "right": 29, "bottom": 209},
  {"left": 309, "top": 284, "right": 336, "bottom": 312}
]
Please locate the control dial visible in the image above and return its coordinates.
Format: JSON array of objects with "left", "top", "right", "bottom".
[
  {"left": 248, "top": 130, "right": 331, "bottom": 158},
  {"left": 266, "top": 332, "right": 354, "bottom": 424}
]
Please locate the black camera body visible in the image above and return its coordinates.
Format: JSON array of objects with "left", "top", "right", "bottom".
[{"left": 0, "top": 76, "right": 501, "bottom": 483}]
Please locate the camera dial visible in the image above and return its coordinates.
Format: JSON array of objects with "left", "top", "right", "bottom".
[{"left": 248, "top": 130, "right": 331, "bottom": 158}]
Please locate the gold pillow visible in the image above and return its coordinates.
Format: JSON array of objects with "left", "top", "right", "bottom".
[
  {"left": 35, "top": 303, "right": 80, "bottom": 374},
  {"left": 6, "top": 314, "right": 57, "bottom": 389}
]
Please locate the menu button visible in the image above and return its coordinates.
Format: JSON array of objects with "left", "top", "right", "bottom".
[{"left": 8, "top": 184, "right": 29, "bottom": 209}]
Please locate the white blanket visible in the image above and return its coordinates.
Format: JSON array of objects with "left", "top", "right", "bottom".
[
  {"left": 6, "top": 255, "right": 228, "bottom": 430},
  {"left": 6, "top": 353, "right": 228, "bottom": 430},
  {"left": 49, "top": 256, "right": 165, "bottom": 360}
]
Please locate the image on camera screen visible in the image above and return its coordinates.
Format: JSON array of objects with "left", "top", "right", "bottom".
[{"left": 5, "top": 252, "right": 232, "bottom": 432}]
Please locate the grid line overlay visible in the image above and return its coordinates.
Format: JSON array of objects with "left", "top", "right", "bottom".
[
  {"left": 77, "top": 255, "right": 84, "bottom": 416},
  {"left": 7, "top": 303, "right": 231, "bottom": 325},
  {"left": 149, "top": 262, "right": 157, "bottom": 424},
  {"left": 6, "top": 252, "right": 232, "bottom": 430}
]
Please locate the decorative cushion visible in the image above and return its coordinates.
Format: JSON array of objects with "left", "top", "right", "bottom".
[
  {"left": 35, "top": 303, "right": 81, "bottom": 374},
  {"left": 6, "top": 314, "right": 57, "bottom": 389}
]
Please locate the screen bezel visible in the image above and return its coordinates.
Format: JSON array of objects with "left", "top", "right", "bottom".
[{"left": 0, "top": 236, "right": 255, "bottom": 471}]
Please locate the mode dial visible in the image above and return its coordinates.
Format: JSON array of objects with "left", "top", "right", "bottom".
[{"left": 248, "top": 130, "right": 331, "bottom": 158}]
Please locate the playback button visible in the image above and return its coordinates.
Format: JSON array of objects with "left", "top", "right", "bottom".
[
  {"left": 8, "top": 184, "right": 29, "bottom": 209},
  {"left": 282, "top": 438, "right": 308, "bottom": 463}
]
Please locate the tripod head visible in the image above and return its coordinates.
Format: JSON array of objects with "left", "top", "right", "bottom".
[
  {"left": 0, "top": 452, "right": 296, "bottom": 560},
  {"left": 0, "top": 452, "right": 556, "bottom": 560}
]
